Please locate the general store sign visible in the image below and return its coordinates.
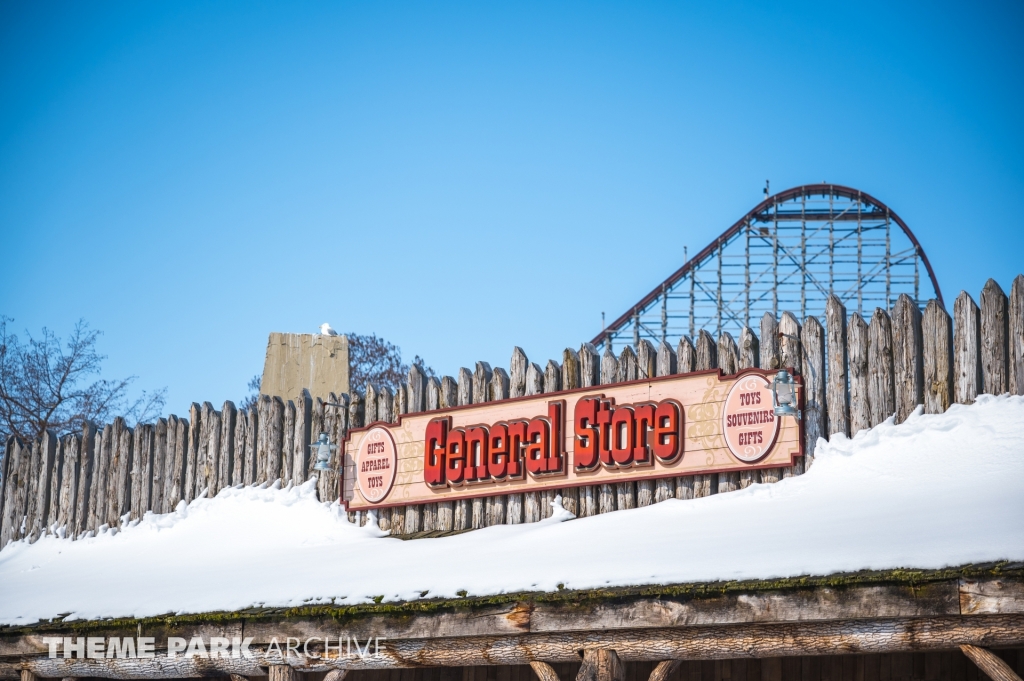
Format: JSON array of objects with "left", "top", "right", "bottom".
[{"left": 341, "top": 368, "right": 802, "bottom": 511}]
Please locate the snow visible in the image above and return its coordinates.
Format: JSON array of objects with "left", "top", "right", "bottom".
[{"left": 2, "top": 394, "right": 1023, "bottom": 626}]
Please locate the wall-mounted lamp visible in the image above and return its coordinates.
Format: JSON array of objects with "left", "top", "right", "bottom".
[
  {"left": 310, "top": 433, "right": 338, "bottom": 471},
  {"left": 771, "top": 370, "right": 801, "bottom": 420}
]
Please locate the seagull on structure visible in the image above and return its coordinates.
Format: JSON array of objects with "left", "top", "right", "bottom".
[{"left": 319, "top": 323, "right": 338, "bottom": 336}]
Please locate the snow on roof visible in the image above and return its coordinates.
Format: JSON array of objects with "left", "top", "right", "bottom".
[{"left": 1, "top": 395, "right": 1022, "bottom": 627}]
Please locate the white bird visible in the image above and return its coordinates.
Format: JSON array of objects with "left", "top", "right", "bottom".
[{"left": 319, "top": 323, "right": 338, "bottom": 336}]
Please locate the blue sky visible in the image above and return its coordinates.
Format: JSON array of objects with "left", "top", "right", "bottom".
[{"left": 1, "top": 1, "right": 1022, "bottom": 415}]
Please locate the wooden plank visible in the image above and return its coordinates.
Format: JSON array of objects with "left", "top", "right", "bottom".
[
  {"left": 892, "top": 294, "right": 924, "bottom": 424},
  {"left": 695, "top": 331, "right": 717, "bottom": 371},
  {"left": 675, "top": 335, "right": 699, "bottom": 495},
  {"left": 868, "top": 309, "right": 896, "bottom": 428},
  {"left": 526, "top": 362, "right": 544, "bottom": 396},
  {"left": 544, "top": 360, "right": 561, "bottom": 395},
  {"left": 293, "top": 390, "right": 312, "bottom": 484},
  {"left": 959, "top": 578, "right": 1024, "bottom": 615},
  {"left": 25, "top": 432, "right": 56, "bottom": 540},
  {"left": 922, "top": 301, "right": 953, "bottom": 415},
  {"left": 206, "top": 405, "right": 222, "bottom": 495},
  {"left": 379, "top": 386, "right": 395, "bottom": 424},
  {"left": 73, "top": 423, "right": 96, "bottom": 536},
  {"left": 185, "top": 403, "right": 202, "bottom": 500},
  {"left": 325, "top": 393, "right": 349, "bottom": 505},
  {"left": 801, "top": 316, "right": 827, "bottom": 470},
  {"left": 717, "top": 332, "right": 738, "bottom": 376},
  {"left": 231, "top": 410, "right": 247, "bottom": 488},
  {"left": 825, "top": 295, "right": 849, "bottom": 438},
  {"left": 511, "top": 347, "right": 529, "bottom": 398},
  {"left": 954, "top": 291, "right": 982, "bottom": 405},
  {"left": 220, "top": 401, "right": 237, "bottom": 492},
  {"left": 580, "top": 343, "right": 600, "bottom": 388},
  {"left": 599, "top": 347, "right": 618, "bottom": 514},
  {"left": 282, "top": 399, "right": 295, "bottom": 485},
  {"left": 395, "top": 382, "right": 408, "bottom": 417},
  {"left": 980, "top": 279, "right": 1009, "bottom": 396},
  {"left": 111, "top": 418, "right": 134, "bottom": 525},
  {"left": 129, "top": 424, "right": 152, "bottom": 519},
  {"left": 150, "top": 419, "right": 166, "bottom": 514},
  {"left": 657, "top": 341, "right": 678, "bottom": 378},
  {"left": 760, "top": 313, "right": 780, "bottom": 373},
  {"left": 737, "top": 328, "right": 761, "bottom": 490},
  {"left": 267, "top": 397, "right": 284, "bottom": 483},
  {"left": 162, "top": 417, "right": 182, "bottom": 512},
  {"left": 563, "top": 348, "right": 581, "bottom": 390},
  {"left": 0, "top": 439, "right": 27, "bottom": 547},
  {"left": 409, "top": 364, "right": 428, "bottom": 413},
  {"left": 365, "top": 383, "right": 379, "bottom": 425},
  {"left": 427, "top": 377, "right": 441, "bottom": 411},
  {"left": 197, "top": 402, "right": 214, "bottom": 496},
  {"left": 637, "top": 339, "right": 656, "bottom": 380},
  {"left": 777, "top": 312, "right": 803, "bottom": 478},
  {"left": 848, "top": 313, "right": 871, "bottom": 436},
  {"left": 474, "top": 362, "right": 494, "bottom": 404},
  {"left": 1010, "top": 275, "right": 1024, "bottom": 396},
  {"left": 45, "top": 435, "right": 64, "bottom": 533},
  {"left": 87, "top": 424, "right": 110, "bottom": 530}
]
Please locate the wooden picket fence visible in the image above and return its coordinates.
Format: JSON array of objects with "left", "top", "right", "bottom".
[{"left": 1, "top": 276, "right": 1021, "bottom": 546}]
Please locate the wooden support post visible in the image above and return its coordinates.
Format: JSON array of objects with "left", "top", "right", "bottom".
[
  {"left": 56, "top": 434, "right": 80, "bottom": 535},
  {"left": 484, "top": 368, "right": 510, "bottom": 526},
  {"left": 455, "top": 369, "right": 473, "bottom": 529},
  {"left": 46, "top": 436, "right": 65, "bottom": 533},
  {"left": 848, "top": 313, "right": 871, "bottom": 435},
  {"left": 186, "top": 403, "right": 202, "bottom": 498},
  {"left": 243, "top": 407, "right": 257, "bottom": 486},
  {"left": 578, "top": 649, "right": 624, "bottom": 681},
  {"left": 960, "top": 644, "right": 1023, "bottom": 681},
  {"left": 378, "top": 386, "right": 394, "bottom": 424},
  {"left": 268, "top": 665, "right": 295, "bottom": 681},
  {"left": 760, "top": 312, "right": 780, "bottom": 371},
  {"left": 473, "top": 362, "right": 493, "bottom": 404},
  {"left": 1011, "top": 274, "right": 1024, "bottom": 396},
  {"left": 21, "top": 669, "right": 38, "bottom": 681},
  {"left": 778, "top": 312, "right": 803, "bottom": 477},
  {"left": 149, "top": 420, "right": 166, "bottom": 514},
  {"left": 657, "top": 340, "right": 677, "bottom": 377},
  {"left": 292, "top": 391, "right": 311, "bottom": 484},
  {"left": 28, "top": 430, "right": 58, "bottom": 540},
  {"left": 801, "top": 316, "right": 826, "bottom": 470},
  {"left": 0, "top": 439, "right": 27, "bottom": 547},
  {"left": 615, "top": 347, "right": 638, "bottom": 509},
  {"left": 954, "top": 291, "right": 982, "bottom": 404},
  {"left": 230, "top": 410, "right": 246, "bottom": 489},
  {"left": 558, "top": 349, "right": 581, "bottom": 517},
  {"left": 282, "top": 400, "right": 295, "bottom": 486},
  {"left": 524, "top": 361, "right": 544, "bottom": 522},
  {"left": 637, "top": 339, "right": 656, "bottom": 379},
  {"left": 868, "top": 308, "right": 895, "bottom": 428},
  {"left": 268, "top": 397, "right": 284, "bottom": 484},
  {"left": 980, "top": 278, "right": 1009, "bottom": 396},
  {"left": 675, "top": 334, "right": 698, "bottom": 498},
  {"left": 577, "top": 342, "right": 599, "bottom": 518},
  {"left": 693, "top": 331, "right": 720, "bottom": 495},
  {"left": 508, "top": 348, "right": 529, "bottom": 525},
  {"left": 73, "top": 423, "right": 96, "bottom": 536},
  {"left": 825, "top": 295, "right": 849, "bottom": 438},
  {"left": 129, "top": 425, "right": 153, "bottom": 518},
  {"left": 598, "top": 347, "right": 618, "bottom": 514}
]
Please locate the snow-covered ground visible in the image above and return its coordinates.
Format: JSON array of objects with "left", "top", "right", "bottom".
[{"left": 1, "top": 395, "right": 1022, "bottom": 627}]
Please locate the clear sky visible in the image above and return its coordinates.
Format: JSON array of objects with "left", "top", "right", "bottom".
[{"left": 1, "top": 1, "right": 1022, "bottom": 416}]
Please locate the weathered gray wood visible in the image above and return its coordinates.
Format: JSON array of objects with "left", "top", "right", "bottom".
[
  {"left": 824, "top": 295, "right": 849, "bottom": 438},
  {"left": 656, "top": 340, "right": 677, "bottom": 377},
  {"left": 426, "top": 376, "right": 440, "bottom": 411},
  {"left": 960, "top": 644, "right": 1023, "bottom": 681},
  {"left": 892, "top": 293, "right": 924, "bottom": 424},
  {"left": 562, "top": 348, "right": 581, "bottom": 390},
  {"left": 150, "top": 419, "right": 166, "bottom": 514},
  {"left": 322, "top": 393, "right": 348, "bottom": 505},
  {"left": 73, "top": 423, "right": 96, "bottom": 535},
  {"left": 364, "top": 383, "right": 379, "bottom": 424},
  {"left": 601, "top": 345, "right": 618, "bottom": 385},
  {"left": 218, "top": 402, "right": 236, "bottom": 492},
  {"left": 268, "top": 664, "right": 295, "bottom": 681},
  {"left": 848, "top": 313, "right": 871, "bottom": 435},
  {"left": 717, "top": 332, "right": 738, "bottom": 375},
  {"left": 543, "top": 360, "right": 561, "bottom": 394},
  {"left": 954, "top": 290, "right": 983, "bottom": 405},
  {"left": 760, "top": 312, "right": 780, "bottom": 371},
  {"left": 108, "top": 418, "right": 133, "bottom": 526},
  {"left": 88, "top": 424, "right": 110, "bottom": 530},
  {"left": 617, "top": 346, "right": 638, "bottom": 383},
  {"left": 525, "top": 362, "right": 543, "bottom": 396},
  {"left": 648, "top": 660, "right": 682, "bottom": 681},
  {"left": 292, "top": 390, "right": 311, "bottom": 484},
  {"left": 637, "top": 339, "right": 656, "bottom": 379},
  {"left": 267, "top": 397, "right": 284, "bottom": 483},
  {"left": 801, "top": 316, "right": 826, "bottom": 470},
  {"left": 456, "top": 368, "right": 472, "bottom": 407},
  {"left": 489, "top": 369, "right": 509, "bottom": 404},
  {"left": 395, "top": 382, "right": 407, "bottom": 417},
  {"left": 578, "top": 648, "right": 623, "bottom": 681},
  {"left": 185, "top": 403, "right": 201, "bottom": 499},
  {"left": 980, "top": 278, "right": 1009, "bottom": 396},
  {"left": 779, "top": 312, "right": 802, "bottom": 376},
  {"left": 45, "top": 435, "right": 64, "bottom": 533},
  {"left": 162, "top": 417, "right": 183, "bottom": 511},
  {"left": 378, "top": 386, "right": 394, "bottom": 424},
  {"left": 408, "top": 364, "right": 427, "bottom": 413},
  {"left": 440, "top": 376, "right": 457, "bottom": 409},
  {"left": 348, "top": 392, "right": 364, "bottom": 429},
  {"left": 231, "top": 410, "right": 247, "bottom": 488},
  {"left": 25, "top": 431, "right": 56, "bottom": 540},
  {"left": 579, "top": 343, "right": 599, "bottom": 387},
  {"left": 677, "top": 336, "right": 696, "bottom": 373},
  {"left": 738, "top": 327, "right": 759, "bottom": 371},
  {"left": 530, "top": 660, "right": 561, "bottom": 681},
  {"left": 473, "top": 362, "right": 493, "bottom": 404},
  {"left": 695, "top": 330, "right": 717, "bottom": 371},
  {"left": 205, "top": 405, "right": 222, "bottom": 495},
  {"left": 484, "top": 368, "right": 509, "bottom": 525},
  {"left": 0, "top": 439, "right": 28, "bottom": 546},
  {"left": 868, "top": 308, "right": 896, "bottom": 428},
  {"left": 1010, "top": 274, "right": 1024, "bottom": 396},
  {"left": 510, "top": 347, "right": 528, "bottom": 397},
  {"left": 129, "top": 424, "right": 152, "bottom": 518},
  {"left": 282, "top": 400, "right": 295, "bottom": 485}
]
